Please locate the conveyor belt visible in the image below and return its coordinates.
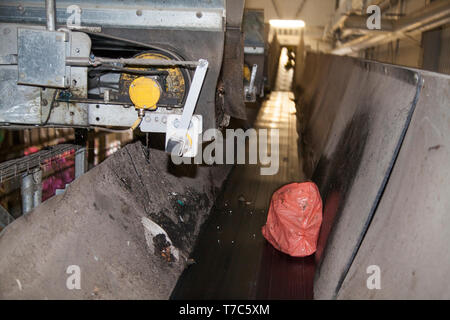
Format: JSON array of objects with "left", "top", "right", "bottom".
[{"left": 171, "top": 92, "right": 315, "bottom": 299}]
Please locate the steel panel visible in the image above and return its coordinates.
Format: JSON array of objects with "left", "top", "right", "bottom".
[
  {"left": 298, "top": 54, "right": 421, "bottom": 299},
  {"left": 88, "top": 104, "right": 136, "bottom": 127},
  {"left": 0, "top": 69, "right": 41, "bottom": 124},
  {"left": 17, "top": 28, "right": 69, "bottom": 88},
  {"left": 0, "top": 0, "right": 225, "bottom": 31},
  {"left": 337, "top": 72, "right": 450, "bottom": 299}
]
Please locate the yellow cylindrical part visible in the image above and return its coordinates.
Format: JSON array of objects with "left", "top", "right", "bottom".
[
  {"left": 243, "top": 64, "right": 251, "bottom": 82},
  {"left": 129, "top": 77, "right": 161, "bottom": 110}
]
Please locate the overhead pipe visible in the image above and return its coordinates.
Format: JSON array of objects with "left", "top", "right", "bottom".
[
  {"left": 325, "top": 0, "right": 398, "bottom": 40},
  {"left": 377, "top": 0, "right": 400, "bottom": 12},
  {"left": 332, "top": 0, "right": 450, "bottom": 55}
]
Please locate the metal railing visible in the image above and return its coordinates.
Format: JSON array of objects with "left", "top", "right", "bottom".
[{"left": 0, "top": 144, "right": 86, "bottom": 228}]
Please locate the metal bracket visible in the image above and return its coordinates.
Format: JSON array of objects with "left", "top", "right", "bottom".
[
  {"left": 166, "top": 115, "right": 202, "bottom": 158},
  {"left": 140, "top": 111, "right": 182, "bottom": 133},
  {"left": 165, "top": 59, "right": 208, "bottom": 157},
  {"left": 244, "top": 64, "right": 258, "bottom": 102}
]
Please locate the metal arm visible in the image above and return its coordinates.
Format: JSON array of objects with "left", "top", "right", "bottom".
[{"left": 165, "top": 59, "right": 208, "bottom": 156}]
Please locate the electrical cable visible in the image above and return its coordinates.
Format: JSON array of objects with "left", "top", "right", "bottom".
[
  {"left": 130, "top": 116, "right": 143, "bottom": 131},
  {"left": 86, "top": 31, "right": 192, "bottom": 101},
  {"left": 42, "top": 89, "right": 58, "bottom": 126}
]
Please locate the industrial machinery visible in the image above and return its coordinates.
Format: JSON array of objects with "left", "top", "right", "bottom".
[
  {"left": 243, "top": 9, "right": 266, "bottom": 103},
  {"left": 0, "top": 0, "right": 246, "bottom": 157}
]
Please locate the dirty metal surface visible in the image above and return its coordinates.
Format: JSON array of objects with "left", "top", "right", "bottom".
[
  {"left": 17, "top": 28, "right": 69, "bottom": 88},
  {"left": 220, "top": 28, "right": 247, "bottom": 120},
  {"left": 1, "top": 22, "right": 221, "bottom": 129},
  {"left": 0, "top": 143, "right": 231, "bottom": 299},
  {"left": 0, "top": 24, "right": 41, "bottom": 124},
  {"left": 295, "top": 53, "right": 352, "bottom": 177},
  {"left": 337, "top": 72, "right": 450, "bottom": 299},
  {"left": 172, "top": 92, "right": 315, "bottom": 299},
  {"left": 225, "top": 0, "right": 245, "bottom": 29},
  {"left": 0, "top": 24, "right": 90, "bottom": 127},
  {"left": 296, "top": 53, "right": 421, "bottom": 299}
]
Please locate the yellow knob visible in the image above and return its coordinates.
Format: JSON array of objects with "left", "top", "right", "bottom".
[{"left": 129, "top": 77, "right": 161, "bottom": 110}]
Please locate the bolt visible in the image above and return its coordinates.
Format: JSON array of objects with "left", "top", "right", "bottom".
[{"left": 198, "top": 59, "right": 208, "bottom": 67}]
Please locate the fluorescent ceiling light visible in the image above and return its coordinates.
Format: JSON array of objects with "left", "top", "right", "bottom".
[{"left": 269, "top": 19, "right": 305, "bottom": 28}]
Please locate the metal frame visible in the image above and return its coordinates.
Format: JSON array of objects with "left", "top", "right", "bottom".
[
  {"left": 0, "top": 0, "right": 227, "bottom": 132},
  {"left": 244, "top": 64, "right": 258, "bottom": 102},
  {"left": 0, "top": 143, "right": 85, "bottom": 218},
  {"left": 0, "top": 0, "right": 225, "bottom": 32}
]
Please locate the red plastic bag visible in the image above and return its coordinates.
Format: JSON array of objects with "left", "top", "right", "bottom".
[{"left": 262, "top": 182, "right": 323, "bottom": 257}]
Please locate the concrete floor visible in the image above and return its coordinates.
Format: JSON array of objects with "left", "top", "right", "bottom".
[{"left": 171, "top": 91, "right": 315, "bottom": 299}]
